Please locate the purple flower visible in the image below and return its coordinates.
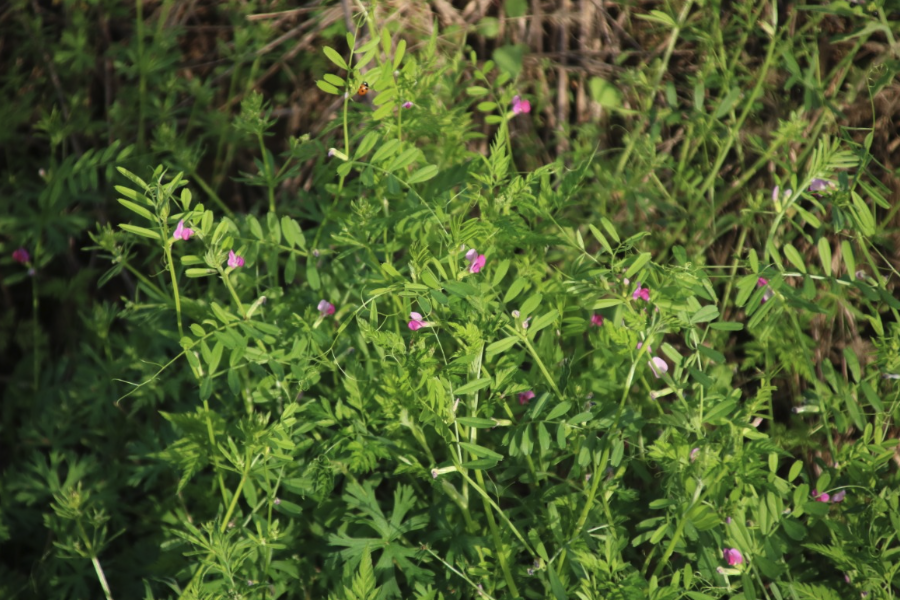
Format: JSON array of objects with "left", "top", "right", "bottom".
[
  {"left": 809, "top": 178, "right": 833, "bottom": 193},
  {"left": 402, "top": 101, "right": 414, "bottom": 109},
  {"left": 832, "top": 489, "right": 846, "bottom": 503},
  {"left": 465, "top": 248, "right": 486, "bottom": 273},
  {"left": 317, "top": 300, "right": 336, "bottom": 316},
  {"left": 227, "top": 250, "right": 245, "bottom": 268},
  {"left": 12, "top": 247, "right": 30, "bottom": 264},
  {"left": 173, "top": 220, "right": 194, "bottom": 241},
  {"left": 632, "top": 284, "right": 650, "bottom": 302},
  {"left": 408, "top": 312, "right": 428, "bottom": 331},
  {"left": 649, "top": 356, "right": 668, "bottom": 378},
  {"left": 723, "top": 548, "right": 743, "bottom": 566},
  {"left": 518, "top": 390, "right": 535, "bottom": 405},
  {"left": 811, "top": 489, "right": 831, "bottom": 503},
  {"left": 690, "top": 447, "right": 699, "bottom": 462},
  {"left": 757, "top": 277, "right": 773, "bottom": 303},
  {"left": 725, "top": 516, "right": 732, "bottom": 524},
  {"left": 512, "top": 95, "right": 531, "bottom": 115},
  {"left": 591, "top": 314, "right": 604, "bottom": 327}
]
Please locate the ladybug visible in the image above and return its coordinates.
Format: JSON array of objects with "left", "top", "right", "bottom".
[{"left": 357, "top": 81, "right": 370, "bottom": 96}]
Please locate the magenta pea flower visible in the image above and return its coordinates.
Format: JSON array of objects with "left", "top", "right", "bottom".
[
  {"left": 591, "top": 314, "right": 604, "bottom": 327},
  {"left": 757, "top": 277, "right": 773, "bottom": 303},
  {"left": 809, "top": 178, "right": 833, "bottom": 193},
  {"left": 649, "top": 356, "right": 668, "bottom": 378},
  {"left": 811, "top": 489, "right": 831, "bottom": 503},
  {"left": 518, "top": 390, "right": 535, "bottom": 405},
  {"left": 173, "top": 220, "right": 194, "bottom": 241},
  {"left": 723, "top": 548, "right": 743, "bottom": 566},
  {"left": 632, "top": 284, "right": 650, "bottom": 302},
  {"left": 317, "top": 300, "right": 336, "bottom": 316},
  {"left": 227, "top": 250, "right": 245, "bottom": 268},
  {"left": 402, "top": 101, "right": 414, "bottom": 109},
  {"left": 465, "top": 248, "right": 486, "bottom": 273},
  {"left": 408, "top": 312, "right": 429, "bottom": 331},
  {"left": 832, "top": 490, "right": 846, "bottom": 503},
  {"left": 12, "top": 247, "right": 30, "bottom": 264},
  {"left": 512, "top": 95, "right": 531, "bottom": 115}
]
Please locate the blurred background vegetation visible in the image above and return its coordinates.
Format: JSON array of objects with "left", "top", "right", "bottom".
[{"left": 2, "top": 0, "right": 899, "bottom": 598}]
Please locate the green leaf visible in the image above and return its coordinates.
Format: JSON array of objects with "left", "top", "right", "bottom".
[
  {"left": 710, "top": 321, "right": 743, "bottom": 331},
  {"left": 118, "top": 198, "right": 154, "bottom": 221},
  {"left": 486, "top": 336, "right": 519, "bottom": 358},
  {"left": 466, "top": 86, "right": 490, "bottom": 97},
  {"left": 841, "top": 240, "right": 856, "bottom": 279},
  {"left": 393, "top": 38, "right": 406, "bottom": 69},
  {"left": 817, "top": 238, "right": 832, "bottom": 276},
  {"left": 625, "top": 252, "right": 652, "bottom": 279},
  {"left": 323, "top": 46, "right": 348, "bottom": 70},
  {"left": 355, "top": 132, "right": 380, "bottom": 159},
  {"left": 458, "top": 441, "right": 504, "bottom": 461},
  {"left": 371, "top": 139, "right": 401, "bottom": 163},
  {"left": 544, "top": 401, "right": 571, "bottom": 421},
  {"left": 504, "top": 278, "right": 527, "bottom": 302},
  {"left": 783, "top": 243, "right": 807, "bottom": 273},
  {"left": 493, "top": 44, "right": 527, "bottom": 79},
  {"left": 456, "top": 417, "right": 496, "bottom": 428},
  {"left": 119, "top": 223, "right": 161, "bottom": 240},
  {"left": 455, "top": 378, "right": 492, "bottom": 395},
  {"left": 407, "top": 165, "right": 438, "bottom": 184},
  {"left": 589, "top": 77, "right": 622, "bottom": 108},
  {"left": 690, "top": 305, "right": 720, "bottom": 324},
  {"left": 316, "top": 80, "right": 340, "bottom": 95},
  {"left": 185, "top": 268, "right": 216, "bottom": 278},
  {"left": 591, "top": 298, "right": 623, "bottom": 310},
  {"left": 519, "top": 292, "right": 543, "bottom": 316},
  {"left": 307, "top": 262, "right": 321, "bottom": 290}
]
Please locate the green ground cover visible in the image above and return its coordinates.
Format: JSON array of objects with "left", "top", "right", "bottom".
[{"left": 2, "top": 1, "right": 900, "bottom": 598}]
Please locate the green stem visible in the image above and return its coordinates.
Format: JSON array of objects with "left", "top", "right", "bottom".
[
  {"left": 474, "top": 468, "right": 520, "bottom": 597},
  {"left": 31, "top": 250, "right": 39, "bottom": 392},
  {"left": 136, "top": 0, "right": 146, "bottom": 151},
  {"left": 189, "top": 170, "right": 233, "bottom": 218},
  {"left": 219, "top": 267, "right": 247, "bottom": 318},
  {"left": 221, "top": 450, "right": 252, "bottom": 532},
  {"left": 521, "top": 334, "right": 563, "bottom": 398},
  {"left": 92, "top": 556, "right": 114, "bottom": 600},
  {"left": 163, "top": 244, "right": 184, "bottom": 338}
]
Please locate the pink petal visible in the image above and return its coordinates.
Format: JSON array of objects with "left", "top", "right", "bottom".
[
  {"left": 410, "top": 312, "right": 423, "bottom": 321},
  {"left": 469, "top": 254, "right": 486, "bottom": 274},
  {"left": 465, "top": 248, "right": 478, "bottom": 263},
  {"left": 518, "top": 390, "right": 535, "bottom": 405},
  {"left": 591, "top": 314, "right": 604, "bottom": 327},
  {"left": 649, "top": 357, "right": 668, "bottom": 378},
  {"left": 723, "top": 548, "right": 743, "bottom": 566},
  {"left": 12, "top": 248, "right": 30, "bottom": 264},
  {"left": 408, "top": 320, "right": 424, "bottom": 331}
]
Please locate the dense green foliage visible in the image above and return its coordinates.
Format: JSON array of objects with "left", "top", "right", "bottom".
[{"left": 3, "top": 1, "right": 900, "bottom": 599}]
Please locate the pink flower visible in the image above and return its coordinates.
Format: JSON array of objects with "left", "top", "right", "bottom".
[
  {"left": 518, "top": 390, "right": 535, "bottom": 405},
  {"left": 832, "top": 490, "right": 846, "bottom": 503},
  {"left": 12, "top": 247, "right": 30, "bottom": 264},
  {"left": 725, "top": 517, "right": 732, "bottom": 524},
  {"left": 757, "top": 277, "right": 773, "bottom": 303},
  {"left": 811, "top": 489, "right": 831, "bottom": 503},
  {"left": 723, "top": 548, "right": 743, "bottom": 566},
  {"left": 649, "top": 356, "right": 668, "bottom": 378},
  {"left": 591, "top": 314, "right": 604, "bottom": 327},
  {"left": 809, "top": 178, "right": 833, "bottom": 193},
  {"left": 465, "top": 248, "right": 486, "bottom": 273},
  {"left": 521, "top": 316, "right": 532, "bottom": 329},
  {"left": 402, "top": 101, "right": 414, "bottom": 109},
  {"left": 173, "top": 220, "right": 194, "bottom": 241},
  {"left": 227, "top": 250, "right": 244, "bottom": 268},
  {"left": 408, "top": 312, "right": 428, "bottom": 331},
  {"left": 632, "top": 284, "right": 650, "bottom": 302},
  {"left": 690, "top": 448, "right": 699, "bottom": 462},
  {"left": 512, "top": 95, "right": 531, "bottom": 115},
  {"left": 317, "top": 300, "right": 335, "bottom": 316}
]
